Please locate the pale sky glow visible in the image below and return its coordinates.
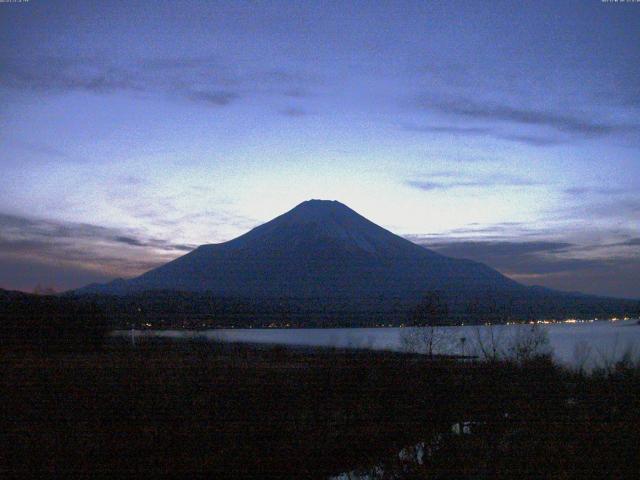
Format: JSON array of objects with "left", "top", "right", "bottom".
[{"left": 0, "top": 0, "right": 639, "bottom": 297}]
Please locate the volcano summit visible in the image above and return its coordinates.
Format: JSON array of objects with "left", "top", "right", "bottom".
[
  {"left": 77, "top": 200, "right": 638, "bottom": 322},
  {"left": 79, "top": 200, "right": 518, "bottom": 298}
]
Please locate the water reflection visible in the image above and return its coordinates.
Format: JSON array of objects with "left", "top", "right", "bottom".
[{"left": 115, "top": 319, "right": 640, "bottom": 369}]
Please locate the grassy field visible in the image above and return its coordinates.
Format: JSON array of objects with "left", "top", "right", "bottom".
[{"left": 2, "top": 337, "right": 639, "bottom": 478}]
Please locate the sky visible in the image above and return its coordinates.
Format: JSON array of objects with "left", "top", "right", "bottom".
[{"left": 0, "top": 0, "right": 639, "bottom": 298}]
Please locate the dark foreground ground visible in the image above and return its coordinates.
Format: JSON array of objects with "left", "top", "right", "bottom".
[{"left": 2, "top": 338, "right": 639, "bottom": 478}]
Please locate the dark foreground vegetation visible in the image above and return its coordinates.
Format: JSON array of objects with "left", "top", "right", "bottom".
[
  {"left": 0, "top": 289, "right": 107, "bottom": 351},
  {"left": 2, "top": 333, "right": 639, "bottom": 478},
  {"left": 1, "top": 289, "right": 639, "bottom": 477}
]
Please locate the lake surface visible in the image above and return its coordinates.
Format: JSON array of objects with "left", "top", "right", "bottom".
[{"left": 122, "top": 320, "right": 640, "bottom": 369}]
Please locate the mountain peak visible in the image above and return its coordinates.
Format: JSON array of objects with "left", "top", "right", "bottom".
[
  {"left": 300, "top": 199, "right": 341, "bottom": 205},
  {"left": 73, "top": 200, "right": 635, "bottom": 322},
  {"left": 291, "top": 199, "right": 351, "bottom": 214},
  {"left": 225, "top": 199, "right": 410, "bottom": 257},
  {"left": 76, "top": 199, "right": 517, "bottom": 299},
  {"left": 270, "top": 199, "right": 362, "bottom": 225}
]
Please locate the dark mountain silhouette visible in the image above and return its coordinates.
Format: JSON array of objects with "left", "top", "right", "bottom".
[
  {"left": 75, "top": 200, "right": 639, "bottom": 323},
  {"left": 78, "top": 200, "right": 520, "bottom": 298}
]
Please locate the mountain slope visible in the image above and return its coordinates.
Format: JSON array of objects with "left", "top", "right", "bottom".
[
  {"left": 78, "top": 200, "right": 520, "bottom": 300},
  {"left": 75, "top": 200, "right": 640, "bottom": 322}
]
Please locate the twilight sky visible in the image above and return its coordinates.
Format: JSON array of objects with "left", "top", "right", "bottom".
[{"left": 1, "top": 0, "right": 639, "bottom": 298}]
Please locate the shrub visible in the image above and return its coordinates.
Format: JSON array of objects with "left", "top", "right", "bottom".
[{"left": 0, "top": 290, "right": 108, "bottom": 352}]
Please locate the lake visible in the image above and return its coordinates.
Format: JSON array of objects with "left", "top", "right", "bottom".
[{"left": 120, "top": 319, "right": 640, "bottom": 369}]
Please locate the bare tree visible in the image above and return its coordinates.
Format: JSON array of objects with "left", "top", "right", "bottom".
[
  {"left": 594, "top": 334, "right": 640, "bottom": 374},
  {"left": 400, "top": 292, "right": 452, "bottom": 358},
  {"left": 471, "top": 323, "right": 551, "bottom": 363},
  {"left": 507, "top": 324, "right": 551, "bottom": 363},
  {"left": 571, "top": 340, "right": 592, "bottom": 373},
  {"left": 400, "top": 325, "right": 456, "bottom": 357},
  {"left": 471, "top": 323, "right": 507, "bottom": 361}
]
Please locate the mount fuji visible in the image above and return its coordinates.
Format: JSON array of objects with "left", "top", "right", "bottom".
[
  {"left": 76, "top": 200, "right": 638, "bottom": 322},
  {"left": 78, "top": 200, "right": 520, "bottom": 298}
]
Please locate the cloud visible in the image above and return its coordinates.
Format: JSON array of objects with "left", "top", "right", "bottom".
[
  {"left": 0, "top": 204, "right": 262, "bottom": 292},
  {"left": 413, "top": 237, "right": 640, "bottom": 298},
  {"left": 0, "top": 213, "right": 196, "bottom": 281},
  {"left": 610, "top": 238, "right": 640, "bottom": 247},
  {"left": 0, "top": 55, "right": 320, "bottom": 108},
  {"left": 405, "top": 173, "right": 539, "bottom": 191},
  {"left": 185, "top": 90, "right": 241, "bottom": 106},
  {"left": 497, "top": 134, "right": 562, "bottom": 147},
  {"left": 416, "top": 238, "right": 592, "bottom": 275},
  {"left": 406, "top": 180, "right": 466, "bottom": 191},
  {"left": 402, "top": 123, "right": 564, "bottom": 147},
  {"left": 563, "top": 197, "right": 640, "bottom": 221},
  {"left": 415, "top": 96, "right": 639, "bottom": 138},
  {"left": 509, "top": 259, "right": 640, "bottom": 300},
  {"left": 280, "top": 106, "right": 310, "bottom": 117},
  {"left": 0, "top": 55, "right": 140, "bottom": 94},
  {"left": 425, "top": 240, "right": 573, "bottom": 258},
  {"left": 0, "top": 55, "right": 234, "bottom": 105},
  {"left": 111, "top": 234, "right": 193, "bottom": 251},
  {"left": 404, "top": 125, "right": 491, "bottom": 136},
  {"left": 0, "top": 255, "right": 115, "bottom": 294},
  {"left": 563, "top": 186, "right": 631, "bottom": 196}
]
